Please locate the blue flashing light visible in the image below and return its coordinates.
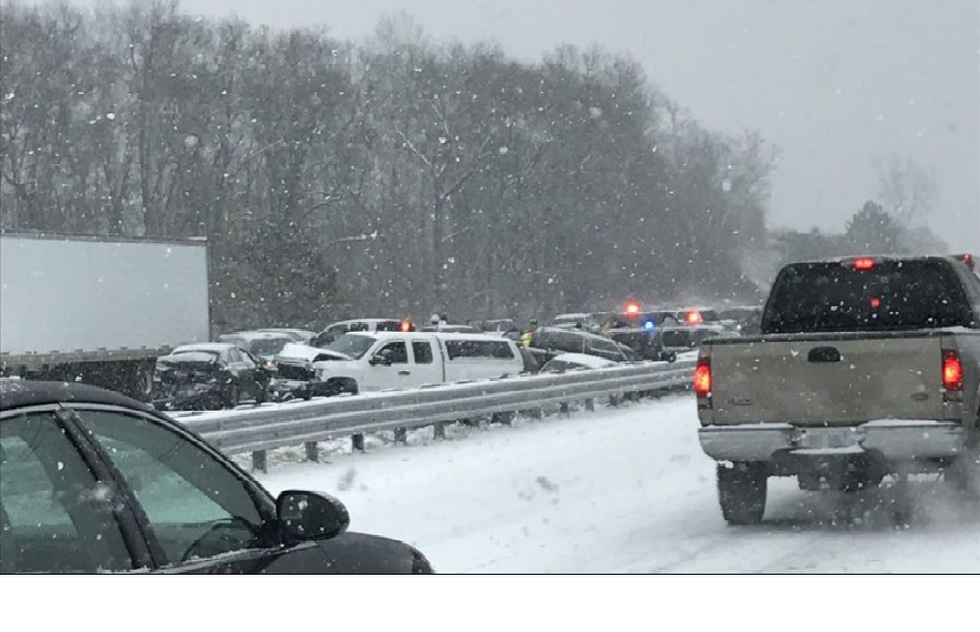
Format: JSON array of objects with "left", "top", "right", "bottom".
[{"left": 643, "top": 320, "right": 655, "bottom": 331}]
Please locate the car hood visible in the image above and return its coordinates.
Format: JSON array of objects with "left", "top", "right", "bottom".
[{"left": 276, "top": 343, "right": 353, "bottom": 363}]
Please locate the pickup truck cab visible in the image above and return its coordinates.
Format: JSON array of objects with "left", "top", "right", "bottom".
[
  {"left": 697, "top": 255, "right": 980, "bottom": 524},
  {"left": 273, "top": 332, "right": 524, "bottom": 398}
]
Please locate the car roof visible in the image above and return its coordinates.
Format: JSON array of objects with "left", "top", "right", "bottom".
[
  {"left": 328, "top": 318, "right": 401, "bottom": 327},
  {"left": 544, "top": 353, "right": 618, "bottom": 368},
  {"left": 1, "top": 378, "right": 157, "bottom": 414},
  {"left": 371, "top": 331, "right": 514, "bottom": 342},
  {"left": 257, "top": 328, "right": 315, "bottom": 335},
  {"left": 222, "top": 331, "right": 293, "bottom": 341},
  {"left": 172, "top": 343, "right": 235, "bottom": 354},
  {"left": 535, "top": 326, "right": 608, "bottom": 341}
]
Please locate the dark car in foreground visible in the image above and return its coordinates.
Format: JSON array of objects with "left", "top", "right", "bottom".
[
  {"left": 151, "top": 343, "right": 271, "bottom": 410},
  {"left": 0, "top": 379, "right": 433, "bottom": 574}
]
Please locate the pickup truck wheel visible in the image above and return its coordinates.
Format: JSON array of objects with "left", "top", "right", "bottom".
[
  {"left": 945, "top": 453, "right": 980, "bottom": 498},
  {"left": 717, "top": 463, "right": 767, "bottom": 525}
]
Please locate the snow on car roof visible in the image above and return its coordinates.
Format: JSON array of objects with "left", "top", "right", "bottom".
[
  {"left": 328, "top": 318, "right": 402, "bottom": 326},
  {"left": 172, "top": 343, "right": 235, "bottom": 354},
  {"left": 223, "top": 330, "right": 294, "bottom": 342},
  {"left": 553, "top": 313, "right": 591, "bottom": 320},
  {"left": 546, "top": 353, "right": 618, "bottom": 369}
]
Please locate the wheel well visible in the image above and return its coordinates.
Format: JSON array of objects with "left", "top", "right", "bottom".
[{"left": 325, "top": 377, "right": 358, "bottom": 394}]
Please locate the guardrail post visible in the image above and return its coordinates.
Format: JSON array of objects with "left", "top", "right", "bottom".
[
  {"left": 433, "top": 421, "right": 446, "bottom": 440},
  {"left": 352, "top": 433, "right": 365, "bottom": 452},
  {"left": 528, "top": 407, "right": 543, "bottom": 420},
  {"left": 585, "top": 398, "right": 595, "bottom": 412},
  {"left": 394, "top": 427, "right": 407, "bottom": 444},
  {"left": 609, "top": 393, "right": 620, "bottom": 407},
  {"left": 304, "top": 441, "right": 319, "bottom": 462},
  {"left": 252, "top": 450, "right": 267, "bottom": 474},
  {"left": 559, "top": 402, "right": 570, "bottom": 416}
]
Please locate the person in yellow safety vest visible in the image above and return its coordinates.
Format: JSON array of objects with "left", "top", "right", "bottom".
[{"left": 521, "top": 319, "right": 539, "bottom": 347}]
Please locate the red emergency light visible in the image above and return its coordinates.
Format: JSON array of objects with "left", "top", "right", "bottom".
[
  {"left": 625, "top": 301, "right": 641, "bottom": 316},
  {"left": 399, "top": 319, "right": 415, "bottom": 332},
  {"left": 851, "top": 257, "right": 876, "bottom": 271},
  {"left": 685, "top": 310, "right": 703, "bottom": 324}
]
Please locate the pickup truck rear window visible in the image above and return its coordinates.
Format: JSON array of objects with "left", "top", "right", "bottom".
[{"left": 763, "top": 260, "right": 975, "bottom": 334}]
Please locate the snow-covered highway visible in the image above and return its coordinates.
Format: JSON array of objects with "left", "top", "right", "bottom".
[{"left": 255, "top": 395, "right": 980, "bottom": 573}]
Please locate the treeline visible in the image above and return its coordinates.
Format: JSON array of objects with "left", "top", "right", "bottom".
[
  {"left": 0, "top": 0, "right": 774, "bottom": 331},
  {"left": 770, "top": 200, "right": 949, "bottom": 275}
]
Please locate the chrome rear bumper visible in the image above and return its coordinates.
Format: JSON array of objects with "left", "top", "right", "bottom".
[{"left": 699, "top": 421, "right": 968, "bottom": 462}]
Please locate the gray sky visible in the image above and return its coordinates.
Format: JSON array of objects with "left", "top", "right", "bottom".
[{"left": 98, "top": 0, "right": 980, "bottom": 251}]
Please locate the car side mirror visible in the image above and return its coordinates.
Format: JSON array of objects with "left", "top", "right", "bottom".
[
  {"left": 369, "top": 354, "right": 392, "bottom": 366},
  {"left": 276, "top": 490, "right": 350, "bottom": 542}
]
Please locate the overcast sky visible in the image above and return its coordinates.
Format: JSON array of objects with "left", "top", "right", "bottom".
[{"left": 91, "top": 0, "right": 980, "bottom": 251}]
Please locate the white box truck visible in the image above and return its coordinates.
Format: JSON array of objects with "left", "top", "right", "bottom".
[{"left": 1, "top": 233, "right": 211, "bottom": 398}]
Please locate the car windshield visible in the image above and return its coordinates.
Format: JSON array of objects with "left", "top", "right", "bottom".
[
  {"left": 248, "top": 337, "right": 289, "bottom": 357},
  {"left": 324, "top": 334, "right": 377, "bottom": 360}
]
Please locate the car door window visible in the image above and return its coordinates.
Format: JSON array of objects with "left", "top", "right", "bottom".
[
  {"left": 227, "top": 347, "right": 244, "bottom": 364},
  {"left": 0, "top": 411, "right": 134, "bottom": 573},
  {"left": 374, "top": 342, "right": 408, "bottom": 364},
  {"left": 71, "top": 409, "right": 272, "bottom": 567},
  {"left": 412, "top": 341, "right": 434, "bottom": 364}
]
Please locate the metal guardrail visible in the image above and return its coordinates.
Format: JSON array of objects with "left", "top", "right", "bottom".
[{"left": 177, "top": 359, "right": 697, "bottom": 472}]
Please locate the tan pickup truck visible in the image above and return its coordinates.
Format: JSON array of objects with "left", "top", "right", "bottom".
[{"left": 696, "top": 254, "right": 980, "bottom": 524}]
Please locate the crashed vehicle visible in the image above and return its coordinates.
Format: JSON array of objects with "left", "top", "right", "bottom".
[
  {"left": 659, "top": 323, "right": 737, "bottom": 357},
  {"left": 255, "top": 328, "right": 318, "bottom": 345},
  {"left": 271, "top": 343, "right": 356, "bottom": 400},
  {"left": 151, "top": 343, "right": 271, "bottom": 410},
  {"left": 273, "top": 332, "right": 524, "bottom": 400},
  {"left": 717, "top": 306, "right": 764, "bottom": 335},
  {"left": 217, "top": 330, "right": 294, "bottom": 362}
]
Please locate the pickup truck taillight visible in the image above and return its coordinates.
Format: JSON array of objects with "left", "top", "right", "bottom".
[
  {"left": 694, "top": 357, "right": 712, "bottom": 397},
  {"left": 942, "top": 349, "right": 963, "bottom": 392}
]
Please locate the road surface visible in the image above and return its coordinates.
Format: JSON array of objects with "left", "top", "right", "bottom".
[{"left": 254, "top": 395, "right": 980, "bottom": 573}]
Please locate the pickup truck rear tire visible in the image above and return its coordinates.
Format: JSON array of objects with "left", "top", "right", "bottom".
[{"left": 717, "top": 463, "right": 767, "bottom": 525}]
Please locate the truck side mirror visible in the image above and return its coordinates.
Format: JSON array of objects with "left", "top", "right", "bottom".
[{"left": 369, "top": 355, "right": 392, "bottom": 366}]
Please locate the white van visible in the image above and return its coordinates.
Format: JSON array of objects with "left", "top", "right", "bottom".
[{"left": 273, "top": 331, "right": 524, "bottom": 398}]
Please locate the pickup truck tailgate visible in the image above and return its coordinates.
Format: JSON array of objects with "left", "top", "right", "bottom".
[{"left": 708, "top": 334, "right": 947, "bottom": 426}]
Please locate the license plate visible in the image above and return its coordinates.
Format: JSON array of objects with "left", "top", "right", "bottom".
[{"left": 799, "top": 429, "right": 857, "bottom": 450}]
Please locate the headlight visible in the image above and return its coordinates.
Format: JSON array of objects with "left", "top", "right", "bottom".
[{"left": 264, "top": 360, "right": 277, "bottom": 372}]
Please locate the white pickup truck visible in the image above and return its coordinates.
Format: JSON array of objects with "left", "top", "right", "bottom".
[
  {"left": 272, "top": 331, "right": 524, "bottom": 399},
  {"left": 696, "top": 254, "right": 980, "bottom": 524}
]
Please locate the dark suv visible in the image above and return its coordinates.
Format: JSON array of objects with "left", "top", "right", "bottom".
[
  {"left": 0, "top": 379, "right": 432, "bottom": 574},
  {"left": 526, "top": 327, "right": 635, "bottom": 363}
]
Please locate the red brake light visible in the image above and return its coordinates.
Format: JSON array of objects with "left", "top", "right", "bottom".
[
  {"left": 694, "top": 358, "right": 712, "bottom": 396},
  {"left": 870, "top": 297, "right": 882, "bottom": 309},
  {"left": 399, "top": 320, "right": 414, "bottom": 332},
  {"left": 954, "top": 254, "right": 976, "bottom": 271},
  {"left": 686, "top": 311, "right": 703, "bottom": 324},
  {"left": 852, "top": 257, "right": 876, "bottom": 271},
  {"left": 942, "top": 350, "right": 963, "bottom": 392}
]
